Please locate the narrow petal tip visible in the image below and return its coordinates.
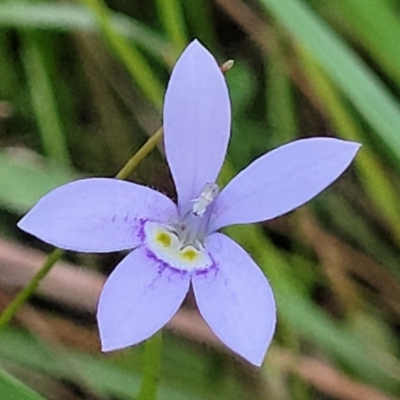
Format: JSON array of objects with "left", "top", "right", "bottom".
[
  {"left": 17, "top": 215, "right": 31, "bottom": 234},
  {"left": 100, "top": 342, "right": 120, "bottom": 353},
  {"left": 178, "top": 39, "right": 211, "bottom": 66},
  {"left": 337, "top": 138, "right": 361, "bottom": 156}
]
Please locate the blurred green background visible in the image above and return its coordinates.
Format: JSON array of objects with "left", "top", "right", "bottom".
[{"left": 0, "top": 0, "right": 400, "bottom": 399}]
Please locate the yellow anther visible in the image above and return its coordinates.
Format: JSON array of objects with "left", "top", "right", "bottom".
[
  {"left": 145, "top": 221, "right": 212, "bottom": 271},
  {"left": 181, "top": 248, "right": 198, "bottom": 261},
  {"left": 156, "top": 232, "right": 172, "bottom": 247}
]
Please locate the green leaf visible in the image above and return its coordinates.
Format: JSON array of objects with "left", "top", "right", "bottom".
[{"left": 0, "top": 368, "right": 46, "bottom": 400}]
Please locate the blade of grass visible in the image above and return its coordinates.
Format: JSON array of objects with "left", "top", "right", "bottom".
[
  {"left": 266, "top": 26, "right": 297, "bottom": 146},
  {"left": 260, "top": 0, "right": 400, "bottom": 163},
  {"left": 156, "top": 0, "right": 187, "bottom": 53},
  {"left": 81, "top": 0, "right": 164, "bottom": 108},
  {"left": 0, "top": 32, "right": 20, "bottom": 99},
  {"left": 137, "top": 332, "right": 163, "bottom": 400},
  {"left": 322, "top": 0, "right": 400, "bottom": 90},
  {"left": 22, "top": 32, "right": 70, "bottom": 165},
  {"left": 183, "top": 0, "right": 216, "bottom": 46},
  {"left": 0, "top": 368, "right": 46, "bottom": 400},
  {"left": 0, "top": 3, "right": 170, "bottom": 63}
]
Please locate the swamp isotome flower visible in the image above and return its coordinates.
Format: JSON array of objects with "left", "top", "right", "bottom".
[{"left": 18, "top": 40, "right": 360, "bottom": 366}]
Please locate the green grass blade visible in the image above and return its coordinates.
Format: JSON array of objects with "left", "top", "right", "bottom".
[
  {"left": 0, "top": 3, "right": 169, "bottom": 62},
  {"left": 324, "top": 0, "right": 400, "bottom": 89},
  {"left": 81, "top": 0, "right": 164, "bottom": 108},
  {"left": 137, "top": 332, "right": 163, "bottom": 400},
  {"left": 22, "top": 32, "right": 70, "bottom": 165},
  {"left": 0, "top": 368, "right": 46, "bottom": 400},
  {"left": 266, "top": 28, "right": 297, "bottom": 146},
  {"left": 260, "top": 0, "right": 400, "bottom": 162},
  {"left": 156, "top": 0, "right": 187, "bottom": 53},
  {"left": 183, "top": 0, "right": 216, "bottom": 46}
]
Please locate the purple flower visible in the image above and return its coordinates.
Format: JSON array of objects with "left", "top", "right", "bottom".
[{"left": 18, "top": 40, "right": 360, "bottom": 366}]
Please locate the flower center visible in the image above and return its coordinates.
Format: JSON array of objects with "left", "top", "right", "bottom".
[
  {"left": 143, "top": 183, "right": 219, "bottom": 272},
  {"left": 144, "top": 222, "right": 213, "bottom": 271}
]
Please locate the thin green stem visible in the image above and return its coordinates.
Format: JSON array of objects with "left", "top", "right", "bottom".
[
  {"left": 0, "top": 128, "right": 163, "bottom": 327},
  {"left": 0, "top": 248, "right": 63, "bottom": 328},
  {"left": 115, "top": 127, "right": 163, "bottom": 180},
  {"left": 137, "top": 331, "right": 163, "bottom": 400}
]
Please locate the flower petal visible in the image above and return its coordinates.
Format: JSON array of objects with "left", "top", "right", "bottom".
[
  {"left": 18, "top": 178, "right": 178, "bottom": 252},
  {"left": 210, "top": 138, "right": 360, "bottom": 231},
  {"left": 192, "top": 233, "right": 276, "bottom": 366},
  {"left": 97, "top": 247, "right": 190, "bottom": 351},
  {"left": 163, "top": 40, "right": 231, "bottom": 211}
]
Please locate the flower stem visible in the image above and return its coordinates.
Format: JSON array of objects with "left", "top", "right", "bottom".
[
  {"left": 137, "top": 331, "right": 163, "bottom": 400},
  {"left": 0, "top": 248, "right": 63, "bottom": 328},
  {"left": 115, "top": 127, "right": 163, "bottom": 180},
  {"left": 0, "top": 128, "right": 164, "bottom": 327}
]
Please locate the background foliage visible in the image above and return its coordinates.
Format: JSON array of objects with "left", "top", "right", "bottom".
[{"left": 0, "top": 0, "right": 400, "bottom": 399}]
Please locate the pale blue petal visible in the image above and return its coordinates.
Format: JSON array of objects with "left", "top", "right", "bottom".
[
  {"left": 210, "top": 138, "right": 360, "bottom": 231},
  {"left": 98, "top": 247, "right": 190, "bottom": 351},
  {"left": 192, "top": 233, "right": 276, "bottom": 366},
  {"left": 164, "top": 40, "right": 230, "bottom": 212},
  {"left": 18, "top": 178, "right": 178, "bottom": 252}
]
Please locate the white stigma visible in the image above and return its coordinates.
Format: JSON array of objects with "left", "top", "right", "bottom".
[
  {"left": 142, "top": 183, "right": 220, "bottom": 272},
  {"left": 191, "top": 182, "right": 219, "bottom": 217}
]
